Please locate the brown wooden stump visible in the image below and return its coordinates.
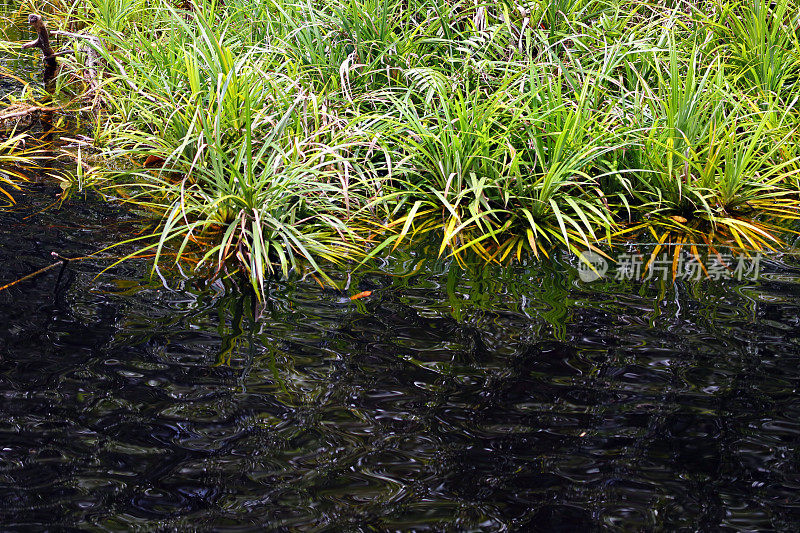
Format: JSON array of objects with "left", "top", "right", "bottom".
[{"left": 21, "top": 14, "right": 57, "bottom": 72}]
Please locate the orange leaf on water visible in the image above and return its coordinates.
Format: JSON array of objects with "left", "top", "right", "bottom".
[
  {"left": 144, "top": 155, "right": 165, "bottom": 168},
  {"left": 350, "top": 290, "right": 372, "bottom": 301}
]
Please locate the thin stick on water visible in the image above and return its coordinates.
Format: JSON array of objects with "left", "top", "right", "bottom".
[{"left": 0, "top": 252, "right": 69, "bottom": 293}]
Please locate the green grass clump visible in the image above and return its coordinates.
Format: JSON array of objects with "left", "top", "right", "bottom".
[{"left": 3, "top": 0, "right": 800, "bottom": 290}]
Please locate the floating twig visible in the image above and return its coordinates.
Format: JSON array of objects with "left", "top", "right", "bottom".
[
  {"left": 0, "top": 260, "right": 61, "bottom": 292},
  {"left": 0, "top": 252, "right": 80, "bottom": 293}
]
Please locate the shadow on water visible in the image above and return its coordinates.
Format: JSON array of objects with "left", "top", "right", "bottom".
[{"left": 2, "top": 182, "right": 800, "bottom": 531}]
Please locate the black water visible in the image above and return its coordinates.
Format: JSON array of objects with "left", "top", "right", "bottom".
[{"left": 2, "top": 183, "right": 800, "bottom": 531}]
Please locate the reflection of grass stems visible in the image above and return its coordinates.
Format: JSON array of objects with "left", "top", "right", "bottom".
[
  {"left": 1, "top": 0, "right": 799, "bottom": 295},
  {"left": 0, "top": 134, "right": 34, "bottom": 204}
]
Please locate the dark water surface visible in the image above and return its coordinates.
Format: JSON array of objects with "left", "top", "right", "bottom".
[
  {"left": 1, "top": 14, "right": 39, "bottom": 97},
  {"left": 2, "top": 184, "right": 800, "bottom": 532}
]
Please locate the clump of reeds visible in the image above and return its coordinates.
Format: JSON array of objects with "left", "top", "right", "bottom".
[{"left": 3, "top": 0, "right": 800, "bottom": 291}]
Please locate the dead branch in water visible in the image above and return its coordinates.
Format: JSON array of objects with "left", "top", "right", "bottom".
[
  {"left": 0, "top": 105, "right": 61, "bottom": 122},
  {"left": 53, "top": 30, "right": 102, "bottom": 95},
  {"left": 53, "top": 30, "right": 157, "bottom": 106}
]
